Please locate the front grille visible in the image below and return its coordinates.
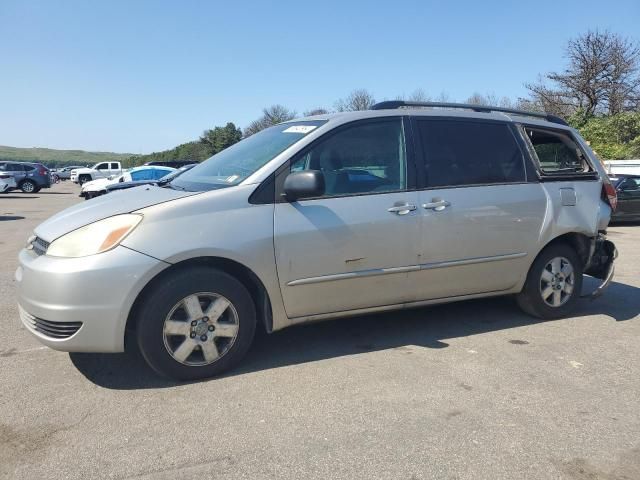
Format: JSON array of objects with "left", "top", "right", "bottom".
[
  {"left": 31, "top": 237, "right": 49, "bottom": 256},
  {"left": 22, "top": 310, "right": 82, "bottom": 339}
]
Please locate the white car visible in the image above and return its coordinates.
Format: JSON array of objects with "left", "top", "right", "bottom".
[
  {"left": 0, "top": 174, "right": 17, "bottom": 193},
  {"left": 80, "top": 176, "right": 120, "bottom": 199},
  {"left": 81, "top": 166, "right": 176, "bottom": 199}
]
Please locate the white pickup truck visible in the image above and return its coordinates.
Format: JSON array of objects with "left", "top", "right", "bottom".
[{"left": 71, "top": 162, "right": 123, "bottom": 185}]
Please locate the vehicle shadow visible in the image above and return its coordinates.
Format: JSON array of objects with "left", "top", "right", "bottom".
[
  {"left": 610, "top": 221, "right": 640, "bottom": 227},
  {"left": 35, "top": 192, "right": 74, "bottom": 195},
  {"left": 69, "top": 279, "right": 640, "bottom": 390},
  {"left": 0, "top": 216, "right": 25, "bottom": 221},
  {"left": 0, "top": 196, "right": 38, "bottom": 200}
]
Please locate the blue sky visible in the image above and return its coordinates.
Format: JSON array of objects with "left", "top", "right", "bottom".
[{"left": 1, "top": 0, "right": 638, "bottom": 154}]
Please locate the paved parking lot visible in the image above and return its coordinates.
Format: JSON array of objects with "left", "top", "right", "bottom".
[{"left": 1, "top": 182, "right": 639, "bottom": 480}]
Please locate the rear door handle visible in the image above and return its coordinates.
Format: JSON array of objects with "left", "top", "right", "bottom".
[
  {"left": 387, "top": 204, "right": 417, "bottom": 215},
  {"left": 422, "top": 200, "right": 451, "bottom": 211}
]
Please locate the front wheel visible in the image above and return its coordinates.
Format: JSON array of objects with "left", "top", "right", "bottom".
[
  {"left": 136, "top": 267, "right": 256, "bottom": 380},
  {"left": 516, "top": 243, "right": 583, "bottom": 319}
]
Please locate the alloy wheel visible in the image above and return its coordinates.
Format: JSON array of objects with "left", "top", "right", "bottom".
[
  {"left": 539, "top": 256, "right": 575, "bottom": 307},
  {"left": 162, "top": 292, "right": 239, "bottom": 366}
]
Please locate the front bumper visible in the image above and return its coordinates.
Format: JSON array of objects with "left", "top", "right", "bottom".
[{"left": 16, "top": 245, "right": 167, "bottom": 352}]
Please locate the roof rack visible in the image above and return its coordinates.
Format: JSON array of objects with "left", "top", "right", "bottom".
[{"left": 370, "top": 101, "right": 569, "bottom": 126}]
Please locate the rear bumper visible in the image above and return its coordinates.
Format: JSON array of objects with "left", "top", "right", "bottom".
[{"left": 583, "top": 237, "right": 617, "bottom": 299}]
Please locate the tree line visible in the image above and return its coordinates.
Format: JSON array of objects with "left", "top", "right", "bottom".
[{"left": 130, "top": 29, "right": 640, "bottom": 166}]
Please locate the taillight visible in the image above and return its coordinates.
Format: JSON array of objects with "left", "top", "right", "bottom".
[
  {"left": 38, "top": 166, "right": 47, "bottom": 175},
  {"left": 602, "top": 182, "right": 617, "bottom": 211}
]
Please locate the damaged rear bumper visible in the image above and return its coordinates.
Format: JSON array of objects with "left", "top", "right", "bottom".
[{"left": 582, "top": 235, "right": 618, "bottom": 299}]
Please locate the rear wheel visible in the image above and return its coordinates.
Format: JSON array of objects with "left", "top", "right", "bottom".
[
  {"left": 136, "top": 267, "right": 256, "bottom": 380},
  {"left": 20, "top": 180, "right": 36, "bottom": 193},
  {"left": 516, "top": 243, "right": 583, "bottom": 319}
]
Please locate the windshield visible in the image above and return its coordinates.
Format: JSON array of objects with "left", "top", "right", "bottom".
[
  {"left": 171, "top": 120, "right": 326, "bottom": 192},
  {"left": 159, "top": 164, "right": 196, "bottom": 182}
]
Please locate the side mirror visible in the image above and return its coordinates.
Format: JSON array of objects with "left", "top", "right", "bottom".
[{"left": 283, "top": 170, "right": 325, "bottom": 201}]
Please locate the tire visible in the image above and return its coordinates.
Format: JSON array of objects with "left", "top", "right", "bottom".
[
  {"left": 516, "top": 243, "right": 583, "bottom": 319},
  {"left": 78, "top": 175, "right": 91, "bottom": 185},
  {"left": 136, "top": 267, "right": 256, "bottom": 380},
  {"left": 20, "top": 180, "right": 36, "bottom": 193}
]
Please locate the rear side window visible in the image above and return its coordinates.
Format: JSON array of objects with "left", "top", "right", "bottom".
[
  {"left": 24, "top": 165, "right": 35, "bottom": 172},
  {"left": 110, "top": 163, "right": 119, "bottom": 169},
  {"left": 416, "top": 119, "right": 525, "bottom": 188},
  {"left": 524, "top": 127, "right": 591, "bottom": 174},
  {"left": 290, "top": 119, "right": 407, "bottom": 197}
]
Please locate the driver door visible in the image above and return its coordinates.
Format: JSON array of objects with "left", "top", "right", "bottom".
[{"left": 273, "top": 117, "right": 421, "bottom": 319}]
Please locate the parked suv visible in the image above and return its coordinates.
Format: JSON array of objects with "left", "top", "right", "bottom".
[
  {"left": 16, "top": 102, "right": 617, "bottom": 380},
  {"left": 0, "top": 161, "right": 51, "bottom": 193}
]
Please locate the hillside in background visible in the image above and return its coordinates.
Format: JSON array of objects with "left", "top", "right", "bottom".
[{"left": 0, "top": 145, "right": 131, "bottom": 168}]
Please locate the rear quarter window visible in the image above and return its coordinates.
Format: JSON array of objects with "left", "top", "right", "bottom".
[{"left": 523, "top": 127, "right": 593, "bottom": 175}]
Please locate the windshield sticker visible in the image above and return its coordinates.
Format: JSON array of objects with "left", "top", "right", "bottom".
[
  {"left": 283, "top": 125, "right": 317, "bottom": 134},
  {"left": 225, "top": 175, "right": 240, "bottom": 183}
]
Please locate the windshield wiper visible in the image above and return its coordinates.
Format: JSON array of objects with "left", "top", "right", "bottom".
[{"left": 158, "top": 180, "right": 187, "bottom": 191}]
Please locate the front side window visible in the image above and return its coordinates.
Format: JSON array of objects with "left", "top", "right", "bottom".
[
  {"left": 96, "top": 163, "right": 109, "bottom": 170},
  {"left": 416, "top": 119, "right": 525, "bottom": 188},
  {"left": 524, "top": 127, "right": 591, "bottom": 174},
  {"left": 289, "top": 119, "right": 406, "bottom": 197}
]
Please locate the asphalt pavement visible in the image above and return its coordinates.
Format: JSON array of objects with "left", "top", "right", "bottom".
[{"left": 1, "top": 182, "right": 639, "bottom": 479}]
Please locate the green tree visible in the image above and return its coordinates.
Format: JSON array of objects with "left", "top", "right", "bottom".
[
  {"left": 572, "top": 112, "right": 640, "bottom": 159},
  {"left": 200, "top": 122, "right": 242, "bottom": 154}
]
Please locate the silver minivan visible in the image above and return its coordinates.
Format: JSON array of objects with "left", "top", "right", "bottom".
[{"left": 16, "top": 102, "right": 618, "bottom": 380}]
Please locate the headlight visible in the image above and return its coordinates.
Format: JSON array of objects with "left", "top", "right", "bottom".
[{"left": 47, "top": 214, "right": 142, "bottom": 258}]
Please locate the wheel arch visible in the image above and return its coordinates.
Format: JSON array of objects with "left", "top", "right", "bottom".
[
  {"left": 124, "top": 256, "right": 273, "bottom": 350},
  {"left": 518, "top": 231, "right": 592, "bottom": 291},
  {"left": 18, "top": 178, "right": 35, "bottom": 187},
  {"left": 539, "top": 232, "right": 592, "bottom": 269}
]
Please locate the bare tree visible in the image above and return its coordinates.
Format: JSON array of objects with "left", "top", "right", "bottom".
[
  {"left": 434, "top": 91, "right": 452, "bottom": 103},
  {"left": 408, "top": 88, "right": 431, "bottom": 102},
  {"left": 304, "top": 107, "right": 329, "bottom": 116},
  {"left": 466, "top": 92, "right": 490, "bottom": 105},
  {"left": 335, "top": 89, "right": 376, "bottom": 111},
  {"left": 526, "top": 30, "right": 640, "bottom": 116},
  {"left": 244, "top": 105, "right": 296, "bottom": 137}
]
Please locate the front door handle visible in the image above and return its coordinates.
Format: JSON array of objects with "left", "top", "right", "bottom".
[
  {"left": 387, "top": 203, "right": 417, "bottom": 215},
  {"left": 422, "top": 199, "right": 451, "bottom": 211}
]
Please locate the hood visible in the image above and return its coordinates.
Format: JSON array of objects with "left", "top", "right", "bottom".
[
  {"left": 35, "top": 185, "right": 198, "bottom": 241},
  {"left": 82, "top": 177, "right": 118, "bottom": 191},
  {"left": 107, "top": 180, "right": 155, "bottom": 191}
]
